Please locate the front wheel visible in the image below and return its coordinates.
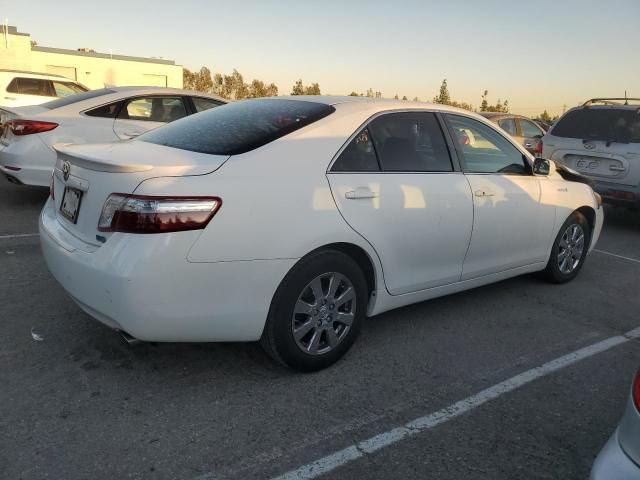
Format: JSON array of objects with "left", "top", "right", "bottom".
[
  {"left": 544, "top": 211, "right": 591, "bottom": 283},
  {"left": 260, "top": 250, "right": 368, "bottom": 372}
]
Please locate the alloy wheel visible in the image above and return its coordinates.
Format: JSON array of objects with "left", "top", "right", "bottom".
[{"left": 558, "top": 223, "right": 585, "bottom": 274}]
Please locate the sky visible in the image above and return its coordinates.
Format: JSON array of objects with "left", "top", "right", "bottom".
[{"left": 4, "top": 0, "right": 640, "bottom": 116}]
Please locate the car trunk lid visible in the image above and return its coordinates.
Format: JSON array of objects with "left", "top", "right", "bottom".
[{"left": 52, "top": 141, "right": 229, "bottom": 247}]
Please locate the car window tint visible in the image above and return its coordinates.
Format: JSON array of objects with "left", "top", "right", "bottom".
[
  {"left": 42, "top": 88, "right": 116, "bottom": 109},
  {"left": 552, "top": 108, "right": 640, "bottom": 143},
  {"left": 367, "top": 112, "right": 452, "bottom": 172},
  {"left": 447, "top": 115, "right": 528, "bottom": 175},
  {"left": 119, "top": 97, "right": 187, "bottom": 122},
  {"left": 497, "top": 118, "right": 517, "bottom": 136},
  {"left": 84, "top": 101, "right": 123, "bottom": 118},
  {"left": 192, "top": 97, "right": 223, "bottom": 113},
  {"left": 14, "top": 78, "right": 52, "bottom": 96},
  {"left": 331, "top": 128, "right": 380, "bottom": 172},
  {"left": 6, "top": 78, "right": 19, "bottom": 93},
  {"left": 139, "top": 99, "right": 335, "bottom": 156},
  {"left": 52, "top": 81, "right": 86, "bottom": 98},
  {"left": 520, "top": 119, "right": 543, "bottom": 138}
]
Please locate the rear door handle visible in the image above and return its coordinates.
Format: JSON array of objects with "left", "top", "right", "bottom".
[
  {"left": 609, "top": 165, "right": 626, "bottom": 172},
  {"left": 474, "top": 189, "right": 495, "bottom": 197},
  {"left": 524, "top": 142, "right": 533, "bottom": 148},
  {"left": 345, "top": 188, "right": 378, "bottom": 199}
]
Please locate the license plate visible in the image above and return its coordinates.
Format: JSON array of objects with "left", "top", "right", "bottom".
[{"left": 60, "top": 187, "right": 83, "bottom": 223}]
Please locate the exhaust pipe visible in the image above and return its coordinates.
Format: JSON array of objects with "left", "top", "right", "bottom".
[{"left": 118, "top": 330, "right": 142, "bottom": 346}]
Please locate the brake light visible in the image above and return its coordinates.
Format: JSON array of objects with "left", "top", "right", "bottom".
[
  {"left": 7, "top": 120, "right": 58, "bottom": 136},
  {"left": 534, "top": 138, "right": 543, "bottom": 155},
  {"left": 98, "top": 194, "right": 221, "bottom": 234},
  {"left": 633, "top": 370, "right": 640, "bottom": 412}
]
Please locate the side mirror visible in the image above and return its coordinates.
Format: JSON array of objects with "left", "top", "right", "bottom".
[{"left": 533, "top": 157, "right": 550, "bottom": 176}]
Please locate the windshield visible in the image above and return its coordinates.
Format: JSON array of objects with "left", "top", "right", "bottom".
[
  {"left": 551, "top": 108, "right": 640, "bottom": 143},
  {"left": 139, "top": 98, "right": 335, "bottom": 155},
  {"left": 42, "top": 88, "right": 116, "bottom": 109}
]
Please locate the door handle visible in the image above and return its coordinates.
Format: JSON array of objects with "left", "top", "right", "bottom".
[
  {"left": 121, "top": 132, "right": 140, "bottom": 139},
  {"left": 609, "top": 165, "right": 625, "bottom": 172},
  {"left": 524, "top": 142, "right": 533, "bottom": 148},
  {"left": 345, "top": 188, "right": 378, "bottom": 199},
  {"left": 474, "top": 189, "right": 494, "bottom": 197}
]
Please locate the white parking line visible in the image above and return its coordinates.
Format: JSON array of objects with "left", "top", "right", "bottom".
[
  {"left": 0, "top": 233, "right": 39, "bottom": 240},
  {"left": 593, "top": 249, "right": 640, "bottom": 264},
  {"left": 270, "top": 326, "right": 640, "bottom": 480}
]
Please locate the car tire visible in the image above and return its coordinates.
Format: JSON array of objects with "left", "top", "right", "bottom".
[
  {"left": 260, "top": 249, "right": 368, "bottom": 372},
  {"left": 544, "top": 211, "right": 591, "bottom": 284}
]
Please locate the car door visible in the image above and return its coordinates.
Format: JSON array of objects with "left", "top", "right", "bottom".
[
  {"left": 327, "top": 111, "right": 473, "bottom": 295},
  {"left": 113, "top": 96, "right": 188, "bottom": 139},
  {"left": 518, "top": 118, "right": 545, "bottom": 154},
  {"left": 444, "top": 114, "right": 555, "bottom": 280}
]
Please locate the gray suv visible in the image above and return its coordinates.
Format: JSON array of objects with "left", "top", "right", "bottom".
[{"left": 542, "top": 98, "right": 640, "bottom": 207}]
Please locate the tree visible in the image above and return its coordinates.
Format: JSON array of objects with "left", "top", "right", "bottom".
[
  {"left": 291, "top": 79, "right": 321, "bottom": 95},
  {"left": 539, "top": 110, "right": 552, "bottom": 123},
  {"left": 183, "top": 67, "right": 214, "bottom": 93},
  {"left": 348, "top": 91, "right": 360, "bottom": 96},
  {"left": 480, "top": 90, "right": 489, "bottom": 112},
  {"left": 402, "top": 95, "right": 408, "bottom": 101},
  {"left": 393, "top": 94, "right": 399, "bottom": 100},
  {"left": 433, "top": 79, "right": 451, "bottom": 105},
  {"left": 480, "top": 90, "right": 509, "bottom": 113},
  {"left": 365, "top": 88, "right": 374, "bottom": 98},
  {"left": 375, "top": 91, "right": 382, "bottom": 99},
  {"left": 248, "top": 79, "right": 278, "bottom": 98}
]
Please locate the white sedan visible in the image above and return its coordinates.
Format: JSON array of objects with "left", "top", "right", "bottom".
[
  {"left": 39, "top": 97, "right": 604, "bottom": 371},
  {"left": 0, "top": 86, "right": 226, "bottom": 187}
]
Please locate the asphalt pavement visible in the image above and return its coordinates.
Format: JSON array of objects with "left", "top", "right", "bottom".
[{"left": 1, "top": 178, "right": 639, "bottom": 480}]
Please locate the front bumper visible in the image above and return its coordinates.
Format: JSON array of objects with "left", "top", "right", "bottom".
[
  {"left": 39, "top": 199, "right": 296, "bottom": 342},
  {"left": 590, "top": 430, "right": 640, "bottom": 480}
]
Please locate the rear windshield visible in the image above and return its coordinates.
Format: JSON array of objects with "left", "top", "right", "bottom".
[
  {"left": 139, "top": 98, "right": 335, "bottom": 155},
  {"left": 42, "top": 88, "right": 116, "bottom": 109},
  {"left": 551, "top": 108, "right": 640, "bottom": 143}
]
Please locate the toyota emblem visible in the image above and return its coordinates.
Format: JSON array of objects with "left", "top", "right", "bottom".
[{"left": 62, "top": 161, "right": 71, "bottom": 181}]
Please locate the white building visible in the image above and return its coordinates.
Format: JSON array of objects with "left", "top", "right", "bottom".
[{"left": 0, "top": 25, "right": 183, "bottom": 89}]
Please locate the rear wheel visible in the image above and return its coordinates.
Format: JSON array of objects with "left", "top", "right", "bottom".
[
  {"left": 261, "top": 250, "right": 367, "bottom": 372},
  {"left": 544, "top": 211, "right": 591, "bottom": 283}
]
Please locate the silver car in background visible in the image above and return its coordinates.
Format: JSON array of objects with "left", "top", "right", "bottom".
[
  {"left": 543, "top": 98, "right": 640, "bottom": 208},
  {"left": 591, "top": 369, "right": 640, "bottom": 479},
  {"left": 480, "top": 112, "right": 546, "bottom": 155}
]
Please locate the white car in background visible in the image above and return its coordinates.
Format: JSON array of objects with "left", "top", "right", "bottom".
[
  {"left": 40, "top": 97, "right": 603, "bottom": 371},
  {"left": 0, "top": 70, "right": 89, "bottom": 107},
  {"left": 0, "top": 87, "right": 226, "bottom": 186}
]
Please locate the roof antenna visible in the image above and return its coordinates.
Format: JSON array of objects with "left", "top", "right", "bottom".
[{"left": 625, "top": 90, "right": 629, "bottom": 105}]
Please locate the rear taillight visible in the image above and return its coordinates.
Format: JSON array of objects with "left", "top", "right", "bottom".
[
  {"left": 633, "top": 370, "right": 640, "bottom": 412},
  {"left": 534, "top": 138, "right": 543, "bottom": 155},
  {"left": 7, "top": 120, "right": 58, "bottom": 136},
  {"left": 98, "top": 194, "right": 221, "bottom": 234}
]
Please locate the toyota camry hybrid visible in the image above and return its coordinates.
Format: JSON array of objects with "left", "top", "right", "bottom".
[{"left": 40, "top": 97, "right": 604, "bottom": 371}]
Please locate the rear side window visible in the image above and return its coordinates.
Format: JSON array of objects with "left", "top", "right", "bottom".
[
  {"left": 42, "top": 88, "right": 116, "bottom": 109},
  {"left": 520, "top": 119, "right": 543, "bottom": 138},
  {"left": 332, "top": 128, "right": 380, "bottom": 172},
  {"left": 84, "top": 101, "right": 124, "bottom": 118},
  {"left": 552, "top": 108, "right": 640, "bottom": 143},
  {"left": 497, "top": 118, "right": 517, "bottom": 136},
  {"left": 192, "top": 97, "right": 224, "bottom": 113},
  {"left": 139, "top": 99, "right": 335, "bottom": 155},
  {"left": 7, "top": 77, "right": 53, "bottom": 96},
  {"left": 369, "top": 112, "right": 452, "bottom": 172},
  {"left": 52, "top": 81, "right": 87, "bottom": 97}
]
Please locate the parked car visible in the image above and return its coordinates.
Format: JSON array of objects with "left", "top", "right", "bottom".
[
  {"left": 543, "top": 98, "right": 640, "bottom": 207},
  {"left": 39, "top": 97, "right": 603, "bottom": 371},
  {"left": 0, "top": 87, "right": 226, "bottom": 187},
  {"left": 480, "top": 112, "right": 546, "bottom": 155},
  {"left": 0, "top": 69, "right": 88, "bottom": 107},
  {"left": 591, "top": 369, "right": 640, "bottom": 479}
]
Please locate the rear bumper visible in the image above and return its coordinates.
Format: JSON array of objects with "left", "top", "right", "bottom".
[
  {"left": 39, "top": 199, "right": 296, "bottom": 342},
  {"left": 0, "top": 137, "right": 56, "bottom": 187},
  {"left": 594, "top": 181, "right": 640, "bottom": 207},
  {"left": 590, "top": 430, "right": 640, "bottom": 480}
]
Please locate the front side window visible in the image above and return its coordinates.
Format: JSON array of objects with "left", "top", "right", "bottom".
[
  {"left": 520, "top": 119, "right": 543, "bottom": 138},
  {"left": 52, "top": 81, "right": 87, "bottom": 98},
  {"left": 368, "top": 112, "right": 452, "bottom": 172},
  {"left": 331, "top": 128, "right": 379, "bottom": 172},
  {"left": 119, "top": 97, "right": 187, "bottom": 123},
  {"left": 192, "top": 97, "right": 224, "bottom": 113},
  {"left": 139, "top": 98, "right": 335, "bottom": 156},
  {"left": 497, "top": 118, "right": 517, "bottom": 136},
  {"left": 447, "top": 114, "right": 529, "bottom": 175}
]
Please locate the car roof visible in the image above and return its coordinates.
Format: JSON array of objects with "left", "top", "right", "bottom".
[
  {"left": 0, "top": 69, "right": 72, "bottom": 80},
  {"left": 105, "top": 86, "right": 226, "bottom": 99}
]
